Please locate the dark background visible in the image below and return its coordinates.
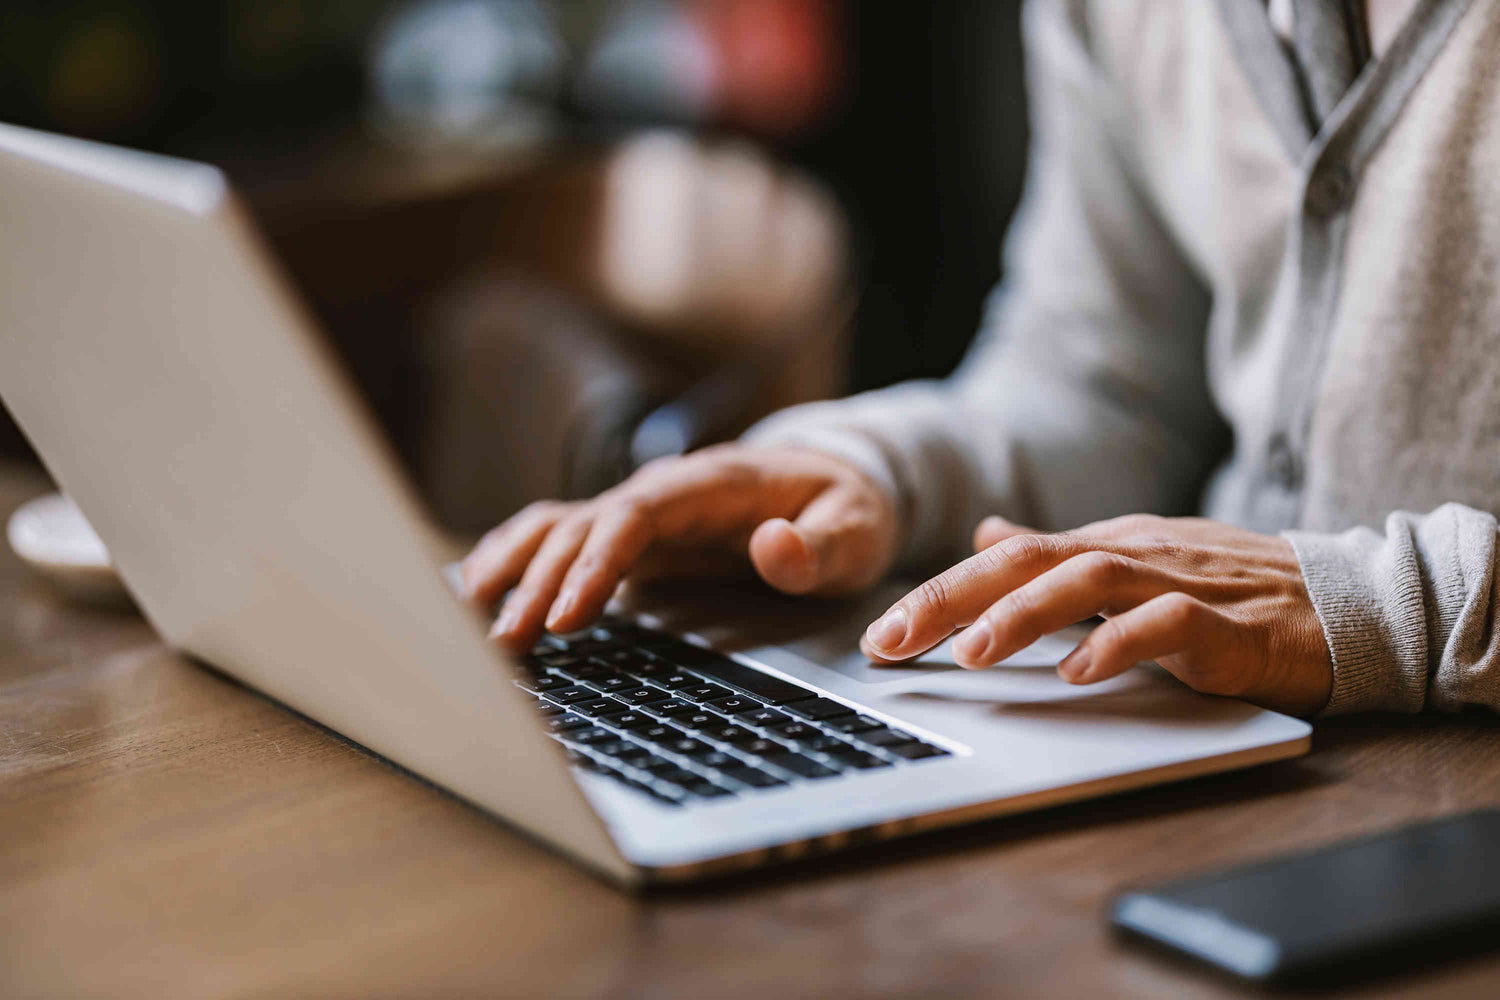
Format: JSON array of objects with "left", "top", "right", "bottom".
[{"left": 0, "top": 0, "right": 1028, "bottom": 462}]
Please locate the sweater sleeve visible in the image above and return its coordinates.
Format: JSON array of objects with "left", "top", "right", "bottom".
[
  {"left": 744, "top": 0, "right": 1228, "bottom": 573},
  {"left": 1286, "top": 503, "right": 1500, "bottom": 715}
]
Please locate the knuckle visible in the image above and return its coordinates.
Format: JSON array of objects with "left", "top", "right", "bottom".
[
  {"left": 1120, "top": 512, "right": 1166, "bottom": 534},
  {"left": 612, "top": 496, "right": 654, "bottom": 530},
  {"left": 634, "top": 454, "right": 685, "bottom": 482},
  {"left": 1157, "top": 591, "right": 1202, "bottom": 628},
  {"left": 991, "top": 532, "right": 1057, "bottom": 572},
  {"left": 519, "top": 499, "right": 564, "bottom": 522},
  {"left": 1076, "top": 550, "right": 1132, "bottom": 587},
  {"left": 913, "top": 574, "right": 955, "bottom": 614}
]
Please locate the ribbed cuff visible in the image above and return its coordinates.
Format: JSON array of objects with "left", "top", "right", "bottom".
[{"left": 1283, "top": 525, "right": 1430, "bottom": 715}]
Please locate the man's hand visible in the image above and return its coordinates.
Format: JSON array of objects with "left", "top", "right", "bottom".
[
  {"left": 860, "top": 514, "right": 1333, "bottom": 717},
  {"left": 462, "top": 445, "right": 899, "bottom": 653}
]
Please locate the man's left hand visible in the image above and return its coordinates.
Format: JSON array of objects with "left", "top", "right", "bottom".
[{"left": 860, "top": 514, "right": 1333, "bottom": 717}]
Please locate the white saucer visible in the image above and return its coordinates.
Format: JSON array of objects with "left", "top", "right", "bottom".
[{"left": 6, "top": 492, "right": 129, "bottom": 603}]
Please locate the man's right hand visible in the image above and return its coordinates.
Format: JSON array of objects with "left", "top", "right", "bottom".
[{"left": 460, "top": 444, "right": 900, "bottom": 653}]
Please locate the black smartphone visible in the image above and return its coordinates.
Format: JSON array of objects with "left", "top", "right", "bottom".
[{"left": 1110, "top": 809, "right": 1500, "bottom": 986}]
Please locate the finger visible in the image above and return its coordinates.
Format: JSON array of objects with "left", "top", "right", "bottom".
[
  {"left": 490, "top": 513, "right": 593, "bottom": 650},
  {"left": 546, "top": 500, "right": 658, "bottom": 632},
  {"left": 862, "top": 532, "right": 1082, "bottom": 662},
  {"left": 953, "top": 551, "right": 1173, "bottom": 668},
  {"left": 460, "top": 502, "right": 566, "bottom": 605},
  {"left": 972, "top": 514, "right": 1038, "bottom": 552},
  {"left": 749, "top": 484, "right": 890, "bottom": 595},
  {"left": 1057, "top": 591, "right": 1227, "bottom": 685}
]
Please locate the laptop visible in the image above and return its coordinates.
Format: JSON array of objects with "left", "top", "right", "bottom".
[{"left": 0, "top": 123, "right": 1311, "bottom": 887}]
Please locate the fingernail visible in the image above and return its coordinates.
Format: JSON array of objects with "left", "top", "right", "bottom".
[
  {"left": 545, "top": 590, "right": 576, "bottom": 630},
  {"left": 1059, "top": 646, "right": 1091, "bottom": 682},
  {"left": 865, "top": 606, "right": 908, "bottom": 653},
  {"left": 956, "top": 619, "right": 993, "bottom": 665},
  {"left": 490, "top": 605, "right": 520, "bottom": 639}
]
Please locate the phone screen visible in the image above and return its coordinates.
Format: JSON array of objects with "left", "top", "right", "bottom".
[{"left": 1110, "top": 809, "right": 1500, "bottom": 984}]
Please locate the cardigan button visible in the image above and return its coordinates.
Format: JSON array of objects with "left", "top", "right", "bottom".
[
  {"left": 1308, "top": 164, "right": 1354, "bottom": 217},
  {"left": 1267, "top": 433, "right": 1302, "bottom": 489}
]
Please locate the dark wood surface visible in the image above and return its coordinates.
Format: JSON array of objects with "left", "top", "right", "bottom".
[{"left": 4, "top": 462, "right": 1500, "bottom": 999}]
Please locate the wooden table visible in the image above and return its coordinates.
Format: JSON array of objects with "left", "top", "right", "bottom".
[{"left": 4, "top": 462, "right": 1500, "bottom": 999}]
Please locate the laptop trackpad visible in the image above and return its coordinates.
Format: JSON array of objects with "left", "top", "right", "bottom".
[
  {"left": 624, "top": 579, "right": 1090, "bottom": 686},
  {"left": 783, "top": 624, "right": 1090, "bottom": 684}
]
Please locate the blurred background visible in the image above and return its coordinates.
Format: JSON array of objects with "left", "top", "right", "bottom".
[{"left": 0, "top": 0, "right": 1028, "bottom": 533}]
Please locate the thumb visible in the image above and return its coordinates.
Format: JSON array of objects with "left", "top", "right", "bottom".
[
  {"left": 973, "top": 514, "right": 1039, "bottom": 552},
  {"left": 749, "top": 485, "right": 893, "bottom": 595}
]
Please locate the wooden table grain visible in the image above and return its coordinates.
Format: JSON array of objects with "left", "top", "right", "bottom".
[{"left": 4, "top": 462, "right": 1500, "bottom": 999}]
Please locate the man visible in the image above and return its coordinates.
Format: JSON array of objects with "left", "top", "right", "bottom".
[{"left": 463, "top": 0, "right": 1500, "bottom": 718}]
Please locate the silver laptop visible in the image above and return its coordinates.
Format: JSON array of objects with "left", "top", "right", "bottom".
[{"left": 0, "top": 123, "right": 1311, "bottom": 887}]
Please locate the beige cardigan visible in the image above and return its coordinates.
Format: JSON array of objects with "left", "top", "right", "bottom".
[{"left": 748, "top": 0, "right": 1500, "bottom": 714}]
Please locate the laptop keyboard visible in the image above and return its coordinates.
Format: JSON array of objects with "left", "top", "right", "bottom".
[{"left": 517, "top": 616, "right": 951, "bottom": 807}]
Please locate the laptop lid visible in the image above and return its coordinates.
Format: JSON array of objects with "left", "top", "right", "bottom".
[{"left": 0, "top": 123, "right": 635, "bottom": 885}]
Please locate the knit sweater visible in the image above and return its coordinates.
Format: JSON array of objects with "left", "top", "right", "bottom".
[{"left": 747, "top": 0, "right": 1500, "bottom": 714}]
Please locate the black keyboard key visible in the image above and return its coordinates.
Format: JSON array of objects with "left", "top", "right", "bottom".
[
  {"left": 763, "top": 753, "right": 840, "bottom": 779},
  {"left": 663, "top": 738, "right": 715, "bottom": 757},
  {"left": 565, "top": 727, "right": 614, "bottom": 746},
  {"left": 686, "top": 782, "right": 735, "bottom": 799},
  {"left": 703, "top": 724, "right": 758, "bottom": 745},
  {"left": 624, "top": 660, "right": 673, "bottom": 680},
  {"left": 534, "top": 701, "right": 566, "bottom": 718},
  {"left": 860, "top": 728, "right": 917, "bottom": 748},
  {"left": 675, "top": 653, "right": 813, "bottom": 704},
  {"left": 587, "top": 672, "right": 638, "bottom": 693},
  {"left": 636, "top": 723, "right": 687, "bottom": 744},
  {"left": 739, "top": 738, "right": 789, "bottom": 757},
  {"left": 636, "top": 635, "right": 704, "bottom": 656},
  {"left": 706, "top": 695, "right": 764, "bottom": 715},
  {"left": 674, "top": 710, "right": 725, "bottom": 730},
  {"left": 807, "top": 736, "right": 851, "bottom": 754},
  {"left": 592, "top": 739, "right": 636, "bottom": 757},
  {"left": 887, "top": 742, "right": 950, "bottom": 760},
  {"left": 603, "top": 711, "right": 656, "bottom": 730},
  {"left": 771, "top": 722, "right": 821, "bottom": 743},
  {"left": 826, "top": 715, "right": 884, "bottom": 735},
  {"left": 522, "top": 675, "right": 573, "bottom": 693},
  {"left": 517, "top": 656, "right": 550, "bottom": 677},
  {"left": 565, "top": 637, "right": 630, "bottom": 656},
  {"left": 590, "top": 648, "right": 651, "bottom": 668},
  {"left": 611, "top": 745, "right": 657, "bottom": 767},
  {"left": 658, "top": 672, "right": 702, "bottom": 690},
  {"left": 544, "top": 686, "right": 597, "bottom": 705},
  {"left": 647, "top": 699, "right": 698, "bottom": 718},
  {"left": 546, "top": 713, "right": 592, "bottom": 733},
  {"left": 574, "top": 697, "right": 628, "bottom": 718},
  {"left": 830, "top": 749, "right": 891, "bottom": 769},
  {"left": 783, "top": 697, "right": 855, "bottom": 721},
  {"left": 558, "top": 662, "right": 611, "bottom": 682},
  {"left": 720, "top": 765, "right": 786, "bottom": 789},
  {"left": 536, "top": 651, "right": 583, "bottom": 668},
  {"left": 679, "top": 684, "right": 734, "bottom": 703},
  {"left": 644, "top": 763, "right": 701, "bottom": 786},
  {"left": 697, "top": 752, "right": 738, "bottom": 769},
  {"left": 616, "top": 687, "right": 674, "bottom": 705},
  {"left": 742, "top": 708, "right": 790, "bottom": 728}
]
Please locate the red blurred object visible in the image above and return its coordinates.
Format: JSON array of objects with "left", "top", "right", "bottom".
[{"left": 693, "top": 0, "right": 842, "bottom": 135}]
